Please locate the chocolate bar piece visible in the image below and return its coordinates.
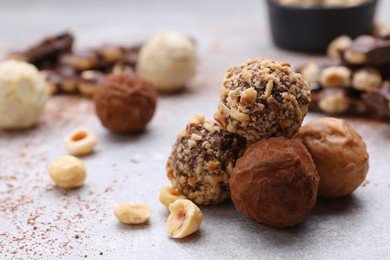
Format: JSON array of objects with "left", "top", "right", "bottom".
[
  {"left": 342, "top": 35, "right": 390, "bottom": 66},
  {"left": 8, "top": 32, "right": 74, "bottom": 69},
  {"left": 309, "top": 81, "right": 390, "bottom": 121}
]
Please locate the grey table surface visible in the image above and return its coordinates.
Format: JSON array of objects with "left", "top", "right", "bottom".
[{"left": 1, "top": 0, "right": 390, "bottom": 259}]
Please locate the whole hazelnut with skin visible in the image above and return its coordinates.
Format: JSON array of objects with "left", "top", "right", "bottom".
[
  {"left": 230, "top": 137, "right": 319, "bottom": 228},
  {"left": 94, "top": 72, "right": 157, "bottom": 133},
  {"left": 294, "top": 118, "right": 369, "bottom": 198}
]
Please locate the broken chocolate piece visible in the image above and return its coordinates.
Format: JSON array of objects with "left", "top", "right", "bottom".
[
  {"left": 8, "top": 32, "right": 74, "bottom": 69},
  {"left": 342, "top": 35, "right": 390, "bottom": 66}
]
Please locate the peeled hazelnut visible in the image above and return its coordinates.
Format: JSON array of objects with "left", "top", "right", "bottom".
[
  {"left": 166, "top": 199, "right": 203, "bottom": 238},
  {"left": 344, "top": 49, "right": 366, "bottom": 65},
  {"left": 48, "top": 155, "right": 86, "bottom": 189},
  {"left": 78, "top": 70, "right": 104, "bottom": 98},
  {"left": 319, "top": 66, "right": 351, "bottom": 88},
  {"left": 230, "top": 137, "right": 319, "bottom": 228},
  {"left": 65, "top": 127, "right": 97, "bottom": 156},
  {"left": 327, "top": 35, "right": 352, "bottom": 60},
  {"left": 300, "top": 60, "right": 320, "bottom": 82},
  {"left": 373, "top": 21, "right": 390, "bottom": 39},
  {"left": 294, "top": 118, "right": 369, "bottom": 198},
  {"left": 114, "top": 204, "right": 151, "bottom": 224},
  {"left": 159, "top": 186, "right": 186, "bottom": 207},
  {"left": 352, "top": 68, "right": 382, "bottom": 92},
  {"left": 318, "top": 89, "right": 350, "bottom": 114}
]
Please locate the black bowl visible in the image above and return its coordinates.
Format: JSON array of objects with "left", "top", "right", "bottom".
[{"left": 266, "top": 0, "right": 378, "bottom": 53}]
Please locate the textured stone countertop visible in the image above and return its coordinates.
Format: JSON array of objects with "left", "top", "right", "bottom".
[{"left": 1, "top": 0, "right": 390, "bottom": 259}]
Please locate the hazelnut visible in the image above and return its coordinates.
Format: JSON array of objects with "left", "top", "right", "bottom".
[
  {"left": 352, "top": 68, "right": 382, "bottom": 92},
  {"left": 48, "top": 155, "right": 87, "bottom": 189},
  {"left": 78, "top": 70, "right": 104, "bottom": 98},
  {"left": 64, "top": 127, "right": 97, "bottom": 156},
  {"left": 294, "top": 118, "right": 369, "bottom": 198},
  {"left": 300, "top": 60, "right": 320, "bottom": 82},
  {"left": 327, "top": 35, "right": 352, "bottom": 60},
  {"left": 114, "top": 204, "right": 151, "bottom": 224},
  {"left": 159, "top": 186, "right": 186, "bottom": 207},
  {"left": 373, "top": 21, "right": 390, "bottom": 39},
  {"left": 319, "top": 66, "right": 351, "bottom": 88},
  {"left": 318, "top": 89, "right": 350, "bottom": 114},
  {"left": 344, "top": 49, "right": 366, "bottom": 65},
  {"left": 230, "top": 137, "right": 319, "bottom": 228},
  {"left": 166, "top": 199, "right": 203, "bottom": 238}
]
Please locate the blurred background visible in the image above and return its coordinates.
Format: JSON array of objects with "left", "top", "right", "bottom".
[{"left": 1, "top": 0, "right": 388, "bottom": 60}]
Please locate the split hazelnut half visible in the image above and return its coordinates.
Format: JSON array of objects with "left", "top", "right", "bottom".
[{"left": 166, "top": 199, "right": 203, "bottom": 238}]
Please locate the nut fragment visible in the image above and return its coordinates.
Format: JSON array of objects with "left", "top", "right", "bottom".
[
  {"left": 159, "top": 186, "right": 186, "bottom": 207},
  {"left": 114, "top": 204, "right": 151, "bottom": 224},
  {"left": 327, "top": 35, "right": 352, "bottom": 60},
  {"left": 352, "top": 68, "right": 382, "bottom": 92},
  {"left": 166, "top": 199, "right": 203, "bottom": 238},
  {"left": 319, "top": 66, "right": 351, "bottom": 88},
  {"left": 48, "top": 155, "right": 87, "bottom": 189},
  {"left": 65, "top": 127, "right": 97, "bottom": 156}
]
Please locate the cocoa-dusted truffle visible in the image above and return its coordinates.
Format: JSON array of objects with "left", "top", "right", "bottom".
[
  {"left": 214, "top": 58, "right": 311, "bottom": 144},
  {"left": 294, "top": 118, "right": 369, "bottom": 198},
  {"left": 166, "top": 114, "right": 246, "bottom": 205},
  {"left": 230, "top": 137, "right": 319, "bottom": 228},
  {"left": 94, "top": 72, "right": 157, "bottom": 133}
]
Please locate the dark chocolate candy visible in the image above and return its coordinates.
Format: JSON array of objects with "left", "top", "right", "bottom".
[{"left": 342, "top": 35, "right": 390, "bottom": 66}]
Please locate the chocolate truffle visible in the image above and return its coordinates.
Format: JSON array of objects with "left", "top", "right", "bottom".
[
  {"left": 166, "top": 114, "right": 246, "bottom": 205},
  {"left": 0, "top": 60, "right": 49, "bottom": 129},
  {"left": 94, "top": 72, "right": 157, "bottom": 133},
  {"left": 214, "top": 59, "right": 311, "bottom": 144},
  {"left": 294, "top": 118, "right": 369, "bottom": 198},
  {"left": 137, "top": 32, "right": 197, "bottom": 92},
  {"left": 230, "top": 137, "right": 319, "bottom": 228}
]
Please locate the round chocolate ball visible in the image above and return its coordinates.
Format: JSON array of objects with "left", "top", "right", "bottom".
[
  {"left": 137, "top": 32, "right": 197, "bottom": 93},
  {"left": 94, "top": 72, "right": 157, "bottom": 133},
  {"left": 294, "top": 117, "right": 369, "bottom": 198},
  {"left": 167, "top": 114, "right": 246, "bottom": 205},
  {"left": 214, "top": 58, "right": 311, "bottom": 144},
  {"left": 0, "top": 60, "right": 49, "bottom": 129},
  {"left": 230, "top": 137, "right": 319, "bottom": 228}
]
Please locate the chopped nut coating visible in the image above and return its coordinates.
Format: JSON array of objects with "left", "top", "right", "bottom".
[{"left": 214, "top": 58, "right": 311, "bottom": 143}]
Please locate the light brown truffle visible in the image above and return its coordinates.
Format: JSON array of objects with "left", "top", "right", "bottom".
[
  {"left": 94, "top": 72, "right": 157, "bottom": 133},
  {"left": 230, "top": 137, "right": 319, "bottom": 228},
  {"left": 294, "top": 118, "right": 369, "bottom": 198},
  {"left": 166, "top": 114, "right": 246, "bottom": 205},
  {"left": 214, "top": 58, "right": 311, "bottom": 144}
]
